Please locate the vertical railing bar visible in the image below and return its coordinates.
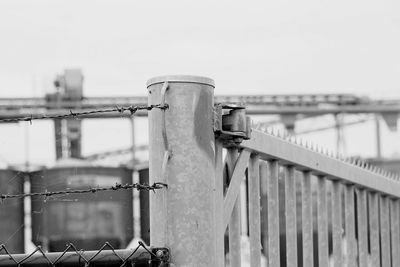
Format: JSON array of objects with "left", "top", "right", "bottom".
[
  {"left": 260, "top": 162, "right": 268, "bottom": 261},
  {"left": 396, "top": 199, "right": 400, "bottom": 266},
  {"left": 344, "top": 184, "right": 357, "bottom": 267},
  {"left": 317, "top": 176, "right": 329, "bottom": 267},
  {"left": 301, "top": 171, "right": 313, "bottom": 267},
  {"left": 228, "top": 148, "right": 241, "bottom": 267},
  {"left": 284, "top": 165, "right": 297, "bottom": 267},
  {"left": 390, "top": 199, "right": 400, "bottom": 266},
  {"left": 295, "top": 172, "right": 302, "bottom": 266},
  {"left": 356, "top": 188, "right": 368, "bottom": 267},
  {"left": 368, "top": 192, "right": 380, "bottom": 267},
  {"left": 241, "top": 174, "right": 249, "bottom": 236},
  {"left": 223, "top": 150, "right": 251, "bottom": 229},
  {"left": 267, "top": 160, "right": 280, "bottom": 267},
  {"left": 380, "top": 195, "right": 391, "bottom": 267},
  {"left": 214, "top": 140, "right": 224, "bottom": 267},
  {"left": 331, "top": 181, "right": 343, "bottom": 267},
  {"left": 248, "top": 154, "right": 261, "bottom": 267}
]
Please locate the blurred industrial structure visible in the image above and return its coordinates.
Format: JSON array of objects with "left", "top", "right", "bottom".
[
  {"left": 0, "top": 69, "right": 399, "bottom": 163},
  {"left": 0, "top": 69, "right": 399, "bottom": 255}
]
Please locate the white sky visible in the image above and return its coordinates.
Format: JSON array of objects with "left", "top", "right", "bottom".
[{"left": 0, "top": 0, "right": 400, "bottom": 166}]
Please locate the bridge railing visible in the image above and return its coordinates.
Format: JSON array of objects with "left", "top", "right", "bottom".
[{"left": 148, "top": 75, "right": 400, "bottom": 267}]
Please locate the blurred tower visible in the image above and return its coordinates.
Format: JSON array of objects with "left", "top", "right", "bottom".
[{"left": 47, "top": 69, "right": 84, "bottom": 159}]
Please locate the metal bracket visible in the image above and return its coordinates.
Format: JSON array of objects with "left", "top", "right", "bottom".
[{"left": 214, "top": 103, "right": 251, "bottom": 147}]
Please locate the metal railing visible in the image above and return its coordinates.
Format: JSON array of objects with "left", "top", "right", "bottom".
[
  {"left": 220, "top": 118, "right": 400, "bottom": 266},
  {"left": 234, "top": 129, "right": 400, "bottom": 267},
  {"left": 147, "top": 75, "right": 400, "bottom": 266},
  {"left": 218, "top": 121, "right": 400, "bottom": 267}
]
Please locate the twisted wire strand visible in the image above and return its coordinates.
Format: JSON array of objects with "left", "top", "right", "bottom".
[
  {"left": 0, "top": 182, "right": 168, "bottom": 201},
  {"left": 0, "top": 104, "right": 168, "bottom": 123}
]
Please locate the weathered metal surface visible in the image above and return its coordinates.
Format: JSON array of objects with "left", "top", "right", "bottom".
[
  {"left": 227, "top": 149, "right": 241, "bottom": 267},
  {"left": 260, "top": 162, "right": 269, "bottom": 258},
  {"left": 241, "top": 129, "right": 400, "bottom": 198},
  {"left": 284, "top": 166, "right": 297, "bottom": 267},
  {"left": 223, "top": 149, "right": 250, "bottom": 229},
  {"left": 248, "top": 154, "right": 261, "bottom": 267},
  {"left": 380, "top": 196, "right": 391, "bottom": 267},
  {"left": 300, "top": 171, "right": 313, "bottom": 267},
  {"left": 356, "top": 189, "right": 368, "bottom": 267},
  {"left": 0, "top": 170, "right": 25, "bottom": 253},
  {"left": 214, "top": 140, "right": 225, "bottom": 267},
  {"left": 368, "top": 192, "right": 380, "bottom": 267},
  {"left": 344, "top": 185, "right": 357, "bottom": 267},
  {"left": 317, "top": 177, "right": 329, "bottom": 267},
  {"left": 147, "top": 75, "right": 216, "bottom": 266},
  {"left": 267, "top": 160, "right": 280, "bottom": 267},
  {"left": 331, "top": 181, "right": 343, "bottom": 267},
  {"left": 390, "top": 199, "right": 400, "bottom": 266}
]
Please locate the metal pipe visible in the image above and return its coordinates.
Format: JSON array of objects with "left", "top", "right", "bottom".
[{"left": 147, "top": 75, "right": 216, "bottom": 266}]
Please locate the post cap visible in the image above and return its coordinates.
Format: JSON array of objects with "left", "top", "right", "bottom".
[{"left": 146, "top": 75, "right": 215, "bottom": 88}]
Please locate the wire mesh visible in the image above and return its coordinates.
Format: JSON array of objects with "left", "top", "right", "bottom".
[{"left": 0, "top": 241, "right": 169, "bottom": 267}]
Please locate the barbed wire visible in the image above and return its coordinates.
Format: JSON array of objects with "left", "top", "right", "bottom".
[
  {"left": 0, "top": 241, "right": 169, "bottom": 266},
  {"left": 0, "top": 182, "right": 167, "bottom": 202},
  {"left": 0, "top": 103, "right": 168, "bottom": 124}
]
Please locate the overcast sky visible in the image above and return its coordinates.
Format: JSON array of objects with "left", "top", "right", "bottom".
[{"left": 0, "top": 0, "right": 400, "bottom": 166}]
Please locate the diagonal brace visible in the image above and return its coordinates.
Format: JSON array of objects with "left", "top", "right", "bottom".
[{"left": 223, "top": 149, "right": 251, "bottom": 229}]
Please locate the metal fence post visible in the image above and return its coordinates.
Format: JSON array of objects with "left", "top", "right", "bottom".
[{"left": 147, "top": 75, "right": 216, "bottom": 266}]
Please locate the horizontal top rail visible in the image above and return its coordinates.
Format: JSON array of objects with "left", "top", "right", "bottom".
[{"left": 240, "top": 129, "right": 400, "bottom": 198}]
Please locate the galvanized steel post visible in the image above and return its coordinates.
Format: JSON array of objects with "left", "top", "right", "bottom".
[{"left": 147, "top": 75, "right": 216, "bottom": 266}]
